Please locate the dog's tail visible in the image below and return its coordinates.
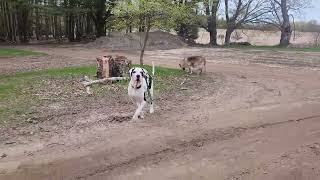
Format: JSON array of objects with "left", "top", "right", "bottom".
[
  {"left": 152, "top": 61, "right": 155, "bottom": 76},
  {"left": 151, "top": 61, "right": 155, "bottom": 98},
  {"left": 150, "top": 61, "right": 155, "bottom": 113}
]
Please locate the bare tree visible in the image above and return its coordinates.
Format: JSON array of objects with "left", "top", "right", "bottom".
[
  {"left": 260, "top": 0, "right": 310, "bottom": 46},
  {"left": 203, "top": 0, "right": 220, "bottom": 46},
  {"left": 224, "top": 0, "right": 269, "bottom": 44}
]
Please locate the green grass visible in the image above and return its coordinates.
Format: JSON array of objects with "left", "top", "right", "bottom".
[
  {"left": 0, "top": 48, "right": 47, "bottom": 57},
  {"left": 222, "top": 45, "right": 320, "bottom": 52},
  {"left": 0, "top": 66, "right": 98, "bottom": 126},
  {"left": 0, "top": 65, "right": 184, "bottom": 126}
]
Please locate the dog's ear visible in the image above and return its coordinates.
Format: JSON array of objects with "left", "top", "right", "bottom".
[
  {"left": 141, "top": 68, "right": 148, "bottom": 75},
  {"left": 129, "top": 68, "right": 135, "bottom": 77}
]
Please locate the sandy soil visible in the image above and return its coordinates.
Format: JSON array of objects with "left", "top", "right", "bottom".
[
  {"left": 196, "top": 29, "right": 320, "bottom": 47},
  {"left": 0, "top": 45, "right": 320, "bottom": 180}
]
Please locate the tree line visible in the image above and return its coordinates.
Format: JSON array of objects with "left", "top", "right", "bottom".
[
  {"left": 0, "top": 0, "right": 312, "bottom": 47},
  {"left": 0, "top": 0, "right": 116, "bottom": 43}
]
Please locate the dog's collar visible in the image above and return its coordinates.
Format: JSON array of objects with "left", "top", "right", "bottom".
[{"left": 132, "top": 85, "right": 142, "bottom": 89}]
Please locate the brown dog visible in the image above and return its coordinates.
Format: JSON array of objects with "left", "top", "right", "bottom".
[{"left": 179, "top": 56, "right": 206, "bottom": 75}]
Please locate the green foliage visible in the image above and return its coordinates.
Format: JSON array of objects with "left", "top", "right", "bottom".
[
  {"left": 176, "top": 22, "right": 199, "bottom": 43},
  {"left": 113, "top": 0, "right": 191, "bottom": 31},
  {"left": 174, "top": 2, "right": 200, "bottom": 43},
  {"left": 114, "top": 0, "right": 192, "bottom": 64}
]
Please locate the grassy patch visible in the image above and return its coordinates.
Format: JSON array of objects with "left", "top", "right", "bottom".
[
  {"left": 222, "top": 45, "right": 320, "bottom": 52},
  {"left": 0, "top": 48, "right": 46, "bottom": 57},
  {"left": 0, "top": 65, "right": 184, "bottom": 126}
]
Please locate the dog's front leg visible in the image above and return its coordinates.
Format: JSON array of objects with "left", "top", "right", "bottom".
[
  {"left": 132, "top": 101, "right": 146, "bottom": 120},
  {"left": 187, "top": 67, "right": 191, "bottom": 74},
  {"left": 138, "top": 103, "right": 144, "bottom": 119},
  {"left": 149, "top": 102, "right": 154, "bottom": 114},
  {"left": 189, "top": 67, "right": 193, "bottom": 75},
  {"left": 197, "top": 68, "right": 202, "bottom": 75}
]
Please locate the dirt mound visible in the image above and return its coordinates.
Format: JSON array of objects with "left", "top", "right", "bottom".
[{"left": 86, "top": 31, "right": 186, "bottom": 50}]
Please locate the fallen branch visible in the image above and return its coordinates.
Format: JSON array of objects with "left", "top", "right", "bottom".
[
  {"left": 82, "top": 76, "right": 128, "bottom": 87},
  {"left": 180, "top": 78, "right": 188, "bottom": 85},
  {"left": 81, "top": 76, "right": 129, "bottom": 95}
]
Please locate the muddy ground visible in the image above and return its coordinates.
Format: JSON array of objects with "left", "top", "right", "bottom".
[{"left": 0, "top": 45, "right": 320, "bottom": 180}]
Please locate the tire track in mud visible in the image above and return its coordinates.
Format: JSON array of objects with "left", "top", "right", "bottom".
[{"left": 77, "top": 115, "right": 320, "bottom": 179}]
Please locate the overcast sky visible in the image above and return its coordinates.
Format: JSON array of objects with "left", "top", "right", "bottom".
[
  {"left": 204, "top": 0, "right": 320, "bottom": 22},
  {"left": 297, "top": 0, "right": 320, "bottom": 21}
]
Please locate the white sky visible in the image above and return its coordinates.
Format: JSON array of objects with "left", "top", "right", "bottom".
[
  {"left": 213, "top": 0, "right": 320, "bottom": 22},
  {"left": 299, "top": 0, "right": 320, "bottom": 21}
]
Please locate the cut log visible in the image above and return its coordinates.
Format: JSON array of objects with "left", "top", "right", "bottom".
[{"left": 96, "top": 55, "right": 132, "bottom": 79}]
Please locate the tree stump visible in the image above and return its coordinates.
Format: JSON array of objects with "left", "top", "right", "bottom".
[
  {"left": 96, "top": 55, "right": 111, "bottom": 79},
  {"left": 96, "top": 55, "right": 131, "bottom": 79}
]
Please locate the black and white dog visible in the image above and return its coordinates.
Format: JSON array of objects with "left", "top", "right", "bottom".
[{"left": 128, "top": 63, "right": 154, "bottom": 120}]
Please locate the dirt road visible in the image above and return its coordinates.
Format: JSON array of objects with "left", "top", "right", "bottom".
[{"left": 0, "top": 46, "right": 320, "bottom": 180}]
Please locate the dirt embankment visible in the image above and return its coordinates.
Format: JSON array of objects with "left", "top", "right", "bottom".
[{"left": 86, "top": 31, "right": 187, "bottom": 50}]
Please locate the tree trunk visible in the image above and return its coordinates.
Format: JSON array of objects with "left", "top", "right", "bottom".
[
  {"left": 139, "top": 22, "right": 151, "bottom": 65},
  {"left": 9, "top": 5, "right": 16, "bottom": 42},
  {"left": 53, "top": 15, "right": 59, "bottom": 40},
  {"left": 95, "top": 0, "right": 107, "bottom": 37},
  {"left": 45, "top": 16, "right": 50, "bottom": 40},
  {"left": 280, "top": 26, "right": 292, "bottom": 46},
  {"left": 68, "top": 14, "right": 75, "bottom": 41},
  {"left": 75, "top": 16, "right": 82, "bottom": 41},
  {"left": 3, "top": 2, "right": 13, "bottom": 42},
  {"left": 225, "top": 27, "right": 234, "bottom": 45},
  {"left": 139, "top": 17, "right": 145, "bottom": 32},
  {"left": 279, "top": 0, "right": 292, "bottom": 46},
  {"left": 209, "top": 16, "right": 218, "bottom": 46},
  {"left": 95, "top": 21, "right": 106, "bottom": 37},
  {"left": 17, "top": 3, "right": 30, "bottom": 43},
  {"left": 208, "top": 1, "right": 219, "bottom": 46},
  {"left": 86, "top": 13, "right": 93, "bottom": 35},
  {"left": 35, "top": 0, "right": 41, "bottom": 41}
]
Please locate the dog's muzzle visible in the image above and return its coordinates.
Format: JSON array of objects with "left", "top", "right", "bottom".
[{"left": 136, "top": 74, "right": 141, "bottom": 81}]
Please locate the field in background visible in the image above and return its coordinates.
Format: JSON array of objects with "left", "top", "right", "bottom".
[{"left": 196, "top": 29, "right": 320, "bottom": 47}]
